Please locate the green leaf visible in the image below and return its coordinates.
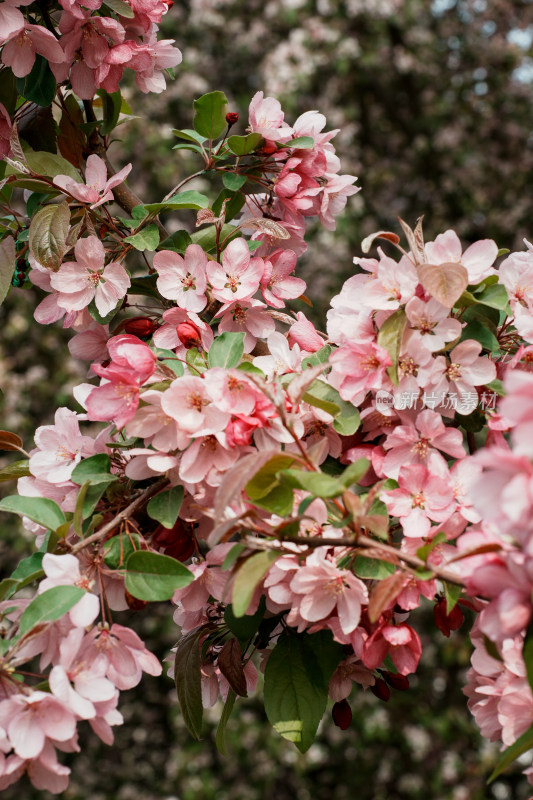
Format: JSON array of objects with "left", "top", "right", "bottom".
[
  {"left": 103, "top": 0, "right": 135, "bottom": 16},
  {"left": 264, "top": 631, "right": 342, "bottom": 753},
  {"left": 212, "top": 188, "right": 245, "bottom": 223},
  {"left": 10, "top": 552, "right": 44, "bottom": 583},
  {"left": 222, "top": 543, "right": 247, "bottom": 571},
  {"left": 245, "top": 454, "right": 296, "bottom": 501},
  {"left": 222, "top": 173, "right": 246, "bottom": 191},
  {"left": 16, "top": 56, "right": 56, "bottom": 107},
  {"left": 28, "top": 201, "right": 70, "bottom": 272},
  {"left": 215, "top": 688, "right": 236, "bottom": 755},
  {"left": 125, "top": 551, "right": 194, "bottom": 601},
  {"left": 278, "top": 469, "right": 344, "bottom": 499},
  {"left": 97, "top": 89, "right": 122, "bottom": 135},
  {"left": 0, "top": 235, "right": 15, "bottom": 307},
  {"left": 443, "top": 580, "right": 462, "bottom": 614},
  {"left": 285, "top": 136, "right": 314, "bottom": 149},
  {"left": 0, "top": 579, "right": 19, "bottom": 601},
  {"left": 0, "top": 460, "right": 31, "bottom": 482},
  {"left": 71, "top": 454, "right": 114, "bottom": 485},
  {"left": 147, "top": 486, "right": 184, "bottom": 529},
  {"left": 474, "top": 283, "right": 511, "bottom": 313},
  {"left": 73, "top": 482, "right": 90, "bottom": 536},
  {"left": 191, "top": 223, "right": 239, "bottom": 253},
  {"left": 143, "top": 191, "right": 210, "bottom": 214},
  {"left": 377, "top": 308, "right": 407, "bottom": 385},
  {"left": 193, "top": 91, "right": 229, "bottom": 140},
  {"left": 19, "top": 586, "right": 85, "bottom": 635},
  {"left": 172, "top": 143, "right": 205, "bottom": 155},
  {"left": 461, "top": 319, "right": 500, "bottom": 353},
  {"left": 103, "top": 533, "right": 141, "bottom": 569},
  {"left": 302, "top": 344, "right": 333, "bottom": 369},
  {"left": 488, "top": 724, "right": 533, "bottom": 783},
  {"left": 207, "top": 332, "right": 245, "bottom": 369},
  {"left": 159, "top": 230, "right": 193, "bottom": 253},
  {"left": 174, "top": 628, "right": 205, "bottom": 740},
  {"left": 340, "top": 458, "right": 370, "bottom": 488},
  {"left": 300, "top": 379, "right": 360, "bottom": 435},
  {"left": 172, "top": 128, "right": 207, "bottom": 144},
  {"left": 24, "top": 148, "right": 81, "bottom": 183},
  {"left": 124, "top": 224, "right": 160, "bottom": 251},
  {"left": 227, "top": 133, "right": 263, "bottom": 155},
  {"left": 353, "top": 556, "right": 396, "bottom": 580},
  {"left": 0, "top": 495, "right": 66, "bottom": 531},
  {"left": 186, "top": 346, "right": 206, "bottom": 375},
  {"left": 232, "top": 551, "right": 280, "bottom": 617},
  {"left": 224, "top": 597, "right": 266, "bottom": 642},
  {"left": 0, "top": 70, "right": 17, "bottom": 115},
  {"left": 251, "top": 484, "right": 294, "bottom": 516}
]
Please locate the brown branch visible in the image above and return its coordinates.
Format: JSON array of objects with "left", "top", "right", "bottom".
[
  {"left": 70, "top": 478, "right": 168, "bottom": 555},
  {"left": 243, "top": 532, "right": 465, "bottom": 587}
]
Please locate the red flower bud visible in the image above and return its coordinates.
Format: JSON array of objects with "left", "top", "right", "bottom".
[
  {"left": 258, "top": 141, "right": 278, "bottom": 156},
  {"left": 152, "top": 520, "right": 196, "bottom": 562},
  {"left": 332, "top": 700, "right": 352, "bottom": 730},
  {"left": 226, "top": 112, "right": 239, "bottom": 126},
  {"left": 125, "top": 589, "right": 149, "bottom": 611},
  {"left": 370, "top": 678, "right": 391, "bottom": 702},
  {"left": 383, "top": 671, "right": 410, "bottom": 691},
  {"left": 433, "top": 596, "right": 465, "bottom": 637},
  {"left": 124, "top": 317, "right": 159, "bottom": 339},
  {"left": 176, "top": 320, "right": 202, "bottom": 349}
]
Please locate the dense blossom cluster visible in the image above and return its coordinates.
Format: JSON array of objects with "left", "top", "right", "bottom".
[
  {"left": 0, "top": 0, "right": 181, "bottom": 97},
  {"left": 1, "top": 4, "right": 533, "bottom": 792}
]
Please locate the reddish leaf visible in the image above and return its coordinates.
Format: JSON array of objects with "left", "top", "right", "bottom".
[
  {"left": 0, "top": 431, "right": 23, "bottom": 452},
  {"left": 218, "top": 637, "right": 247, "bottom": 697},
  {"left": 361, "top": 230, "right": 401, "bottom": 254},
  {"left": 418, "top": 262, "right": 468, "bottom": 308},
  {"left": 368, "top": 572, "right": 406, "bottom": 623}
]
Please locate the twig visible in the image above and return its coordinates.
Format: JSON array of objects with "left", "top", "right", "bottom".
[{"left": 70, "top": 478, "right": 168, "bottom": 554}]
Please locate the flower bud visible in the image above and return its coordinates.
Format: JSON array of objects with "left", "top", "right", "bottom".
[
  {"left": 383, "top": 671, "right": 410, "bottom": 691},
  {"left": 124, "top": 317, "right": 159, "bottom": 339},
  {"left": 176, "top": 320, "right": 202, "bottom": 349},
  {"left": 226, "top": 112, "right": 239, "bottom": 126},
  {"left": 332, "top": 699, "right": 352, "bottom": 730},
  {"left": 433, "top": 596, "right": 464, "bottom": 637},
  {"left": 370, "top": 678, "right": 391, "bottom": 702},
  {"left": 125, "top": 589, "right": 149, "bottom": 611},
  {"left": 152, "top": 520, "right": 196, "bottom": 562},
  {"left": 258, "top": 141, "right": 278, "bottom": 156}
]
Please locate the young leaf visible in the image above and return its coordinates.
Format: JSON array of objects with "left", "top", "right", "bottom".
[
  {"left": 19, "top": 585, "right": 85, "bottom": 635},
  {"left": 443, "top": 580, "right": 462, "bottom": 614},
  {"left": 418, "top": 262, "right": 468, "bottom": 309},
  {"left": 193, "top": 91, "right": 229, "bottom": 140},
  {"left": 245, "top": 454, "right": 296, "bottom": 501},
  {"left": 264, "top": 630, "right": 342, "bottom": 753},
  {"left": 125, "top": 551, "right": 194, "bottom": 601},
  {"left": 232, "top": 550, "right": 280, "bottom": 617},
  {"left": 207, "top": 332, "right": 245, "bottom": 369},
  {"left": 147, "top": 486, "right": 184, "bottom": 529},
  {"left": 377, "top": 308, "right": 407, "bottom": 385},
  {"left": 368, "top": 572, "right": 406, "bottom": 622},
  {"left": 278, "top": 469, "right": 344, "bottom": 499},
  {"left": 174, "top": 628, "right": 205, "bottom": 740},
  {"left": 28, "top": 202, "right": 70, "bottom": 272},
  {"left": 217, "top": 637, "right": 247, "bottom": 697},
  {"left": 222, "top": 173, "right": 246, "bottom": 191},
  {"left": 97, "top": 89, "right": 122, "bottom": 135},
  {"left": 0, "top": 460, "right": 31, "bottom": 482},
  {"left": 0, "top": 495, "right": 66, "bottom": 531},
  {"left": 0, "top": 430, "right": 23, "bottom": 452}
]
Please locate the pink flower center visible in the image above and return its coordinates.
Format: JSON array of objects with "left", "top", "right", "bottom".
[
  {"left": 412, "top": 437, "right": 430, "bottom": 458},
  {"left": 418, "top": 317, "right": 434, "bottom": 334},
  {"left": 187, "top": 391, "right": 208, "bottom": 411},
  {"left": 359, "top": 354, "right": 380, "bottom": 371},
  {"left": 399, "top": 356, "right": 417, "bottom": 376},
  {"left": 224, "top": 274, "right": 240, "bottom": 293},
  {"left": 181, "top": 273, "right": 195, "bottom": 291},
  {"left": 88, "top": 270, "right": 103, "bottom": 287},
  {"left": 201, "top": 435, "right": 218, "bottom": 451},
  {"left": 412, "top": 491, "right": 425, "bottom": 509},
  {"left": 232, "top": 305, "right": 247, "bottom": 324},
  {"left": 326, "top": 575, "right": 346, "bottom": 595},
  {"left": 56, "top": 445, "right": 78, "bottom": 462},
  {"left": 115, "top": 383, "right": 138, "bottom": 407},
  {"left": 446, "top": 362, "right": 462, "bottom": 380}
]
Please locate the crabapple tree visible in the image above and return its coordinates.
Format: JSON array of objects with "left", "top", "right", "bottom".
[{"left": 0, "top": 0, "right": 533, "bottom": 794}]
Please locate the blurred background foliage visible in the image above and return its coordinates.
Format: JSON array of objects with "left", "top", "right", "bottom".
[{"left": 2, "top": 0, "right": 533, "bottom": 797}]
